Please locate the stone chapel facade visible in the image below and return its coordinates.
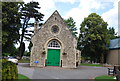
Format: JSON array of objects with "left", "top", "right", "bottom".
[{"left": 30, "top": 10, "right": 81, "bottom": 68}]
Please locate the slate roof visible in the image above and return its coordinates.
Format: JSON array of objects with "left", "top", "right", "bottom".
[{"left": 109, "top": 38, "right": 120, "bottom": 49}]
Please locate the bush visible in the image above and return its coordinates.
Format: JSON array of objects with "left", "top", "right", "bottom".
[{"left": 1, "top": 59, "right": 18, "bottom": 80}]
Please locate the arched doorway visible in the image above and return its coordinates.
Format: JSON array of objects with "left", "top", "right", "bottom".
[{"left": 46, "top": 39, "right": 61, "bottom": 66}]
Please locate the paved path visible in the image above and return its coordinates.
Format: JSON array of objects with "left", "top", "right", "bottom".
[{"left": 18, "top": 63, "right": 108, "bottom": 79}]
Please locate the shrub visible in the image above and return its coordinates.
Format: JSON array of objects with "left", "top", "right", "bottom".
[{"left": 1, "top": 59, "right": 18, "bottom": 80}]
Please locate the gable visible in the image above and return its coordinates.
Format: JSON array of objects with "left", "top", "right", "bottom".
[{"left": 32, "top": 10, "right": 77, "bottom": 40}]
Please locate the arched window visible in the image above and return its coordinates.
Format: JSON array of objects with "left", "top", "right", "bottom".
[{"left": 48, "top": 40, "right": 61, "bottom": 48}]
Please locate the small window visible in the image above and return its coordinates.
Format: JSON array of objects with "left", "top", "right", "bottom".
[
  {"left": 51, "top": 25, "right": 59, "bottom": 33},
  {"left": 55, "top": 17, "right": 56, "bottom": 20},
  {"left": 76, "top": 53, "right": 78, "bottom": 60},
  {"left": 48, "top": 40, "right": 60, "bottom": 48}
]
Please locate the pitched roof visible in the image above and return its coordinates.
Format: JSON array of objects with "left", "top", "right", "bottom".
[
  {"left": 109, "top": 38, "right": 120, "bottom": 49},
  {"left": 32, "top": 10, "right": 77, "bottom": 39}
]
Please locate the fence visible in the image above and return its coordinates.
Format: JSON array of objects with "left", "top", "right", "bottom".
[
  {"left": 116, "top": 69, "right": 120, "bottom": 81},
  {"left": 114, "top": 65, "right": 120, "bottom": 81},
  {"left": 108, "top": 68, "right": 114, "bottom": 75}
]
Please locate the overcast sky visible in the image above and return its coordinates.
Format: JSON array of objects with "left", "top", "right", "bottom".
[{"left": 21, "top": 0, "right": 120, "bottom": 51}]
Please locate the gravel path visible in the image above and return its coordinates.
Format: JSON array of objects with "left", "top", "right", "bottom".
[{"left": 18, "top": 63, "right": 108, "bottom": 79}]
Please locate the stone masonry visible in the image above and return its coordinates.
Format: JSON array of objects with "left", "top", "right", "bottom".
[{"left": 30, "top": 10, "right": 81, "bottom": 68}]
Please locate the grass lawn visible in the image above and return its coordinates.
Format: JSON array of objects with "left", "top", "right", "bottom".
[
  {"left": 18, "top": 74, "right": 30, "bottom": 80},
  {"left": 18, "top": 59, "right": 30, "bottom": 63},
  {"left": 95, "top": 75, "right": 116, "bottom": 81},
  {"left": 81, "top": 63, "right": 103, "bottom": 67}
]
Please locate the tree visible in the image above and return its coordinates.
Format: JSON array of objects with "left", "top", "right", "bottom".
[
  {"left": 64, "top": 17, "right": 78, "bottom": 37},
  {"left": 78, "top": 13, "right": 110, "bottom": 63},
  {"left": 19, "top": 1, "right": 44, "bottom": 59},
  {"left": 108, "top": 27, "right": 120, "bottom": 39},
  {"left": 28, "top": 41, "right": 33, "bottom": 53},
  {"left": 26, "top": 41, "right": 33, "bottom": 56},
  {"left": 2, "top": 2, "right": 22, "bottom": 56},
  {"left": 24, "top": 51, "right": 30, "bottom": 56}
]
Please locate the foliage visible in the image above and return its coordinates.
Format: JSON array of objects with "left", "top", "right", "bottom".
[
  {"left": 108, "top": 27, "right": 116, "bottom": 39},
  {"left": 26, "top": 41, "right": 33, "bottom": 56},
  {"left": 95, "top": 75, "right": 116, "bottom": 81},
  {"left": 2, "top": 2, "right": 22, "bottom": 56},
  {"left": 18, "top": 74, "right": 30, "bottom": 80},
  {"left": 28, "top": 41, "right": 33, "bottom": 52},
  {"left": 2, "top": 44, "right": 19, "bottom": 56},
  {"left": 24, "top": 51, "right": 30, "bottom": 56},
  {"left": 78, "top": 13, "right": 110, "bottom": 63},
  {"left": 19, "top": 1, "right": 44, "bottom": 59},
  {"left": 108, "top": 27, "right": 120, "bottom": 39},
  {"left": 81, "top": 63, "right": 103, "bottom": 67},
  {"left": 18, "top": 59, "right": 30, "bottom": 63},
  {"left": 64, "top": 17, "right": 78, "bottom": 37},
  {"left": 1, "top": 59, "right": 18, "bottom": 80}
]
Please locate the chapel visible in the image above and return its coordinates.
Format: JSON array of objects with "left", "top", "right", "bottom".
[{"left": 30, "top": 10, "right": 81, "bottom": 68}]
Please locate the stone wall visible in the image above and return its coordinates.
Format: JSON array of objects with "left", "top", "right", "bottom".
[
  {"left": 106, "top": 49, "right": 120, "bottom": 65},
  {"left": 30, "top": 11, "right": 81, "bottom": 68}
]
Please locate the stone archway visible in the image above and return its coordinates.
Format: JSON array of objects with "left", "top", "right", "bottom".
[{"left": 46, "top": 39, "right": 61, "bottom": 66}]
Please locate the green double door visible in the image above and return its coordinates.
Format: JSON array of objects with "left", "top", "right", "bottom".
[{"left": 46, "top": 49, "right": 60, "bottom": 66}]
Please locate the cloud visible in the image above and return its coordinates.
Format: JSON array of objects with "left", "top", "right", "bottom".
[
  {"left": 78, "top": 0, "right": 101, "bottom": 10},
  {"left": 21, "top": 0, "right": 119, "bottom": 50},
  {"left": 23, "top": 0, "right": 57, "bottom": 22},
  {"left": 63, "top": 8, "right": 90, "bottom": 35},
  {"left": 101, "top": 0, "right": 119, "bottom": 35},
  {"left": 23, "top": 0, "right": 78, "bottom": 21},
  {"left": 102, "top": 7, "right": 118, "bottom": 27},
  {"left": 34, "top": 0, "right": 57, "bottom": 21},
  {"left": 64, "top": 0, "right": 102, "bottom": 35},
  {"left": 54, "top": 0, "right": 78, "bottom": 4},
  {"left": 64, "top": 0, "right": 119, "bottom": 35}
]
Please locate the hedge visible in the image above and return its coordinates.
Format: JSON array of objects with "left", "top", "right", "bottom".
[{"left": 0, "top": 59, "right": 18, "bottom": 80}]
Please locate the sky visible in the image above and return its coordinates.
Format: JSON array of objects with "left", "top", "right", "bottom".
[
  {"left": 22, "top": 0, "right": 120, "bottom": 51},
  {"left": 24, "top": 0, "right": 120, "bottom": 35}
]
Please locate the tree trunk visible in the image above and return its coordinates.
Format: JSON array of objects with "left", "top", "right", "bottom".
[
  {"left": 19, "top": 24, "right": 25, "bottom": 59},
  {"left": 18, "top": 18, "right": 27, "bottom": 59},
  {"left": 19, "top": 42, "right": 25, "bottom": 59},
  {"left": 101, "top": 53, "right": 104, "bottom": 64}
]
